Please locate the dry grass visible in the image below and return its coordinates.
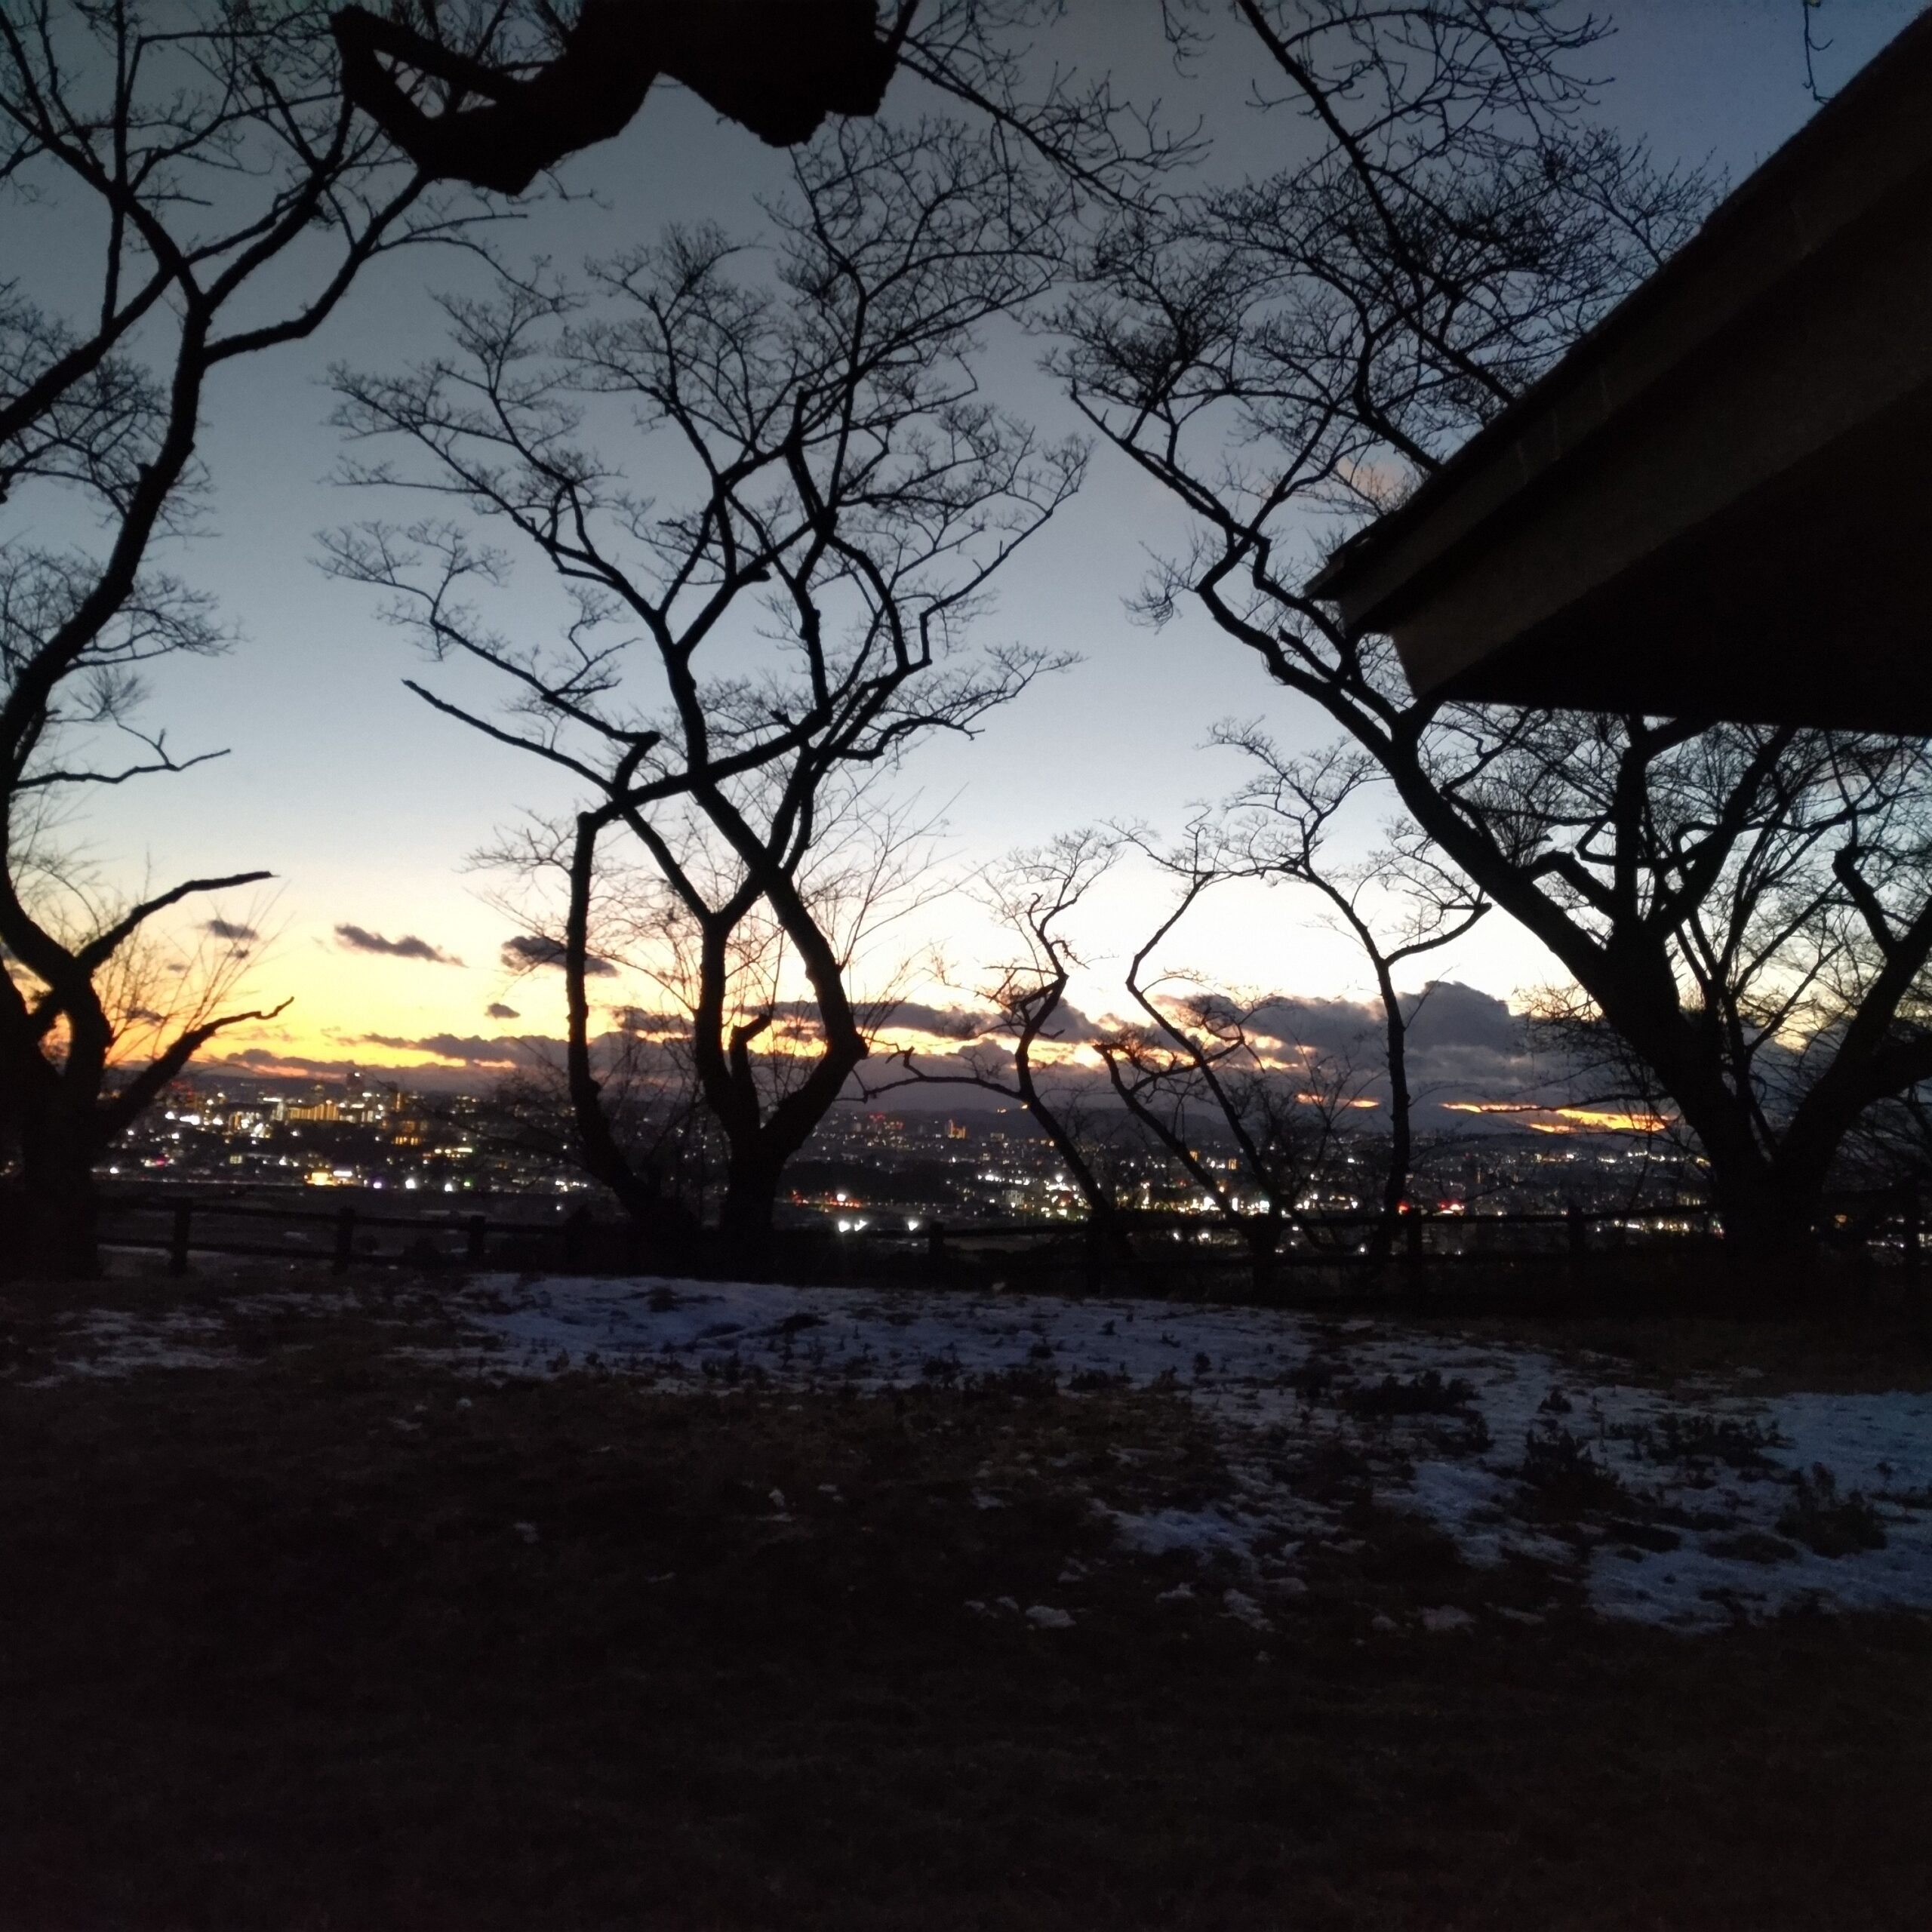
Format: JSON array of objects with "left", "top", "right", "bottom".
[{"left": 4, "top": 1272, "right": 1932, "bottom": 1928}]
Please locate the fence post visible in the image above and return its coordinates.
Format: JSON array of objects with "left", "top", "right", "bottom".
[
  {"left": 332, "top": 1203, "right": 355, "bottom": 1273},
  {"left": 1566, "top": 1204, "right": 1587, "bottom": 1273},
  {"left": 926, "top": 1220, "right": 946, "bottom": 1282},
  {"left": 1903, "top": 1187, "right": 1921, "bottom": 1287},
  {"left": 1404, "top": 1210, "right": 1423, "bottom": 1272},
  {"left": 466, "top": 1213, "right": 488, "bottom": 1263},
  {"left": 168, "top": 1202, "right": 192, "bottom": 1278}
]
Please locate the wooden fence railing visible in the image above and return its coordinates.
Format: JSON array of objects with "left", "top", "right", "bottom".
[
  {"left": 94, "top": 1189, "right": 1924, "bottom": 1278},
  {"left": 100, "top": 1189, "right": 571, "bottom": 1282}
]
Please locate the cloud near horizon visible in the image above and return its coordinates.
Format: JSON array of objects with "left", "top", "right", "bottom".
[
  {"left": 205, "top": 918, "right": 259, "bottom": 943},
  {"left": 615, "top": 1006, "right": 689, "bottom": 1039},
  {"left": 1200, "top": 983, "right": 1543, "bottom": 1118},
  {"left": 335, "top": 923, "right": 463, "bottom": 966},
  {"left": 196, "top": 1031, "right": 636, "bottom": 1094},
  {"left": 861, "top": 982, "right": 1559, "bottom": 1125},
  {"left": 869, "top": 998, "right": 1105, "bottom": 1047},
  {"left": 216, "top": 1047, "right": 368, "bottom": 1078},
  {"left": 502, "top": 934, "right": 617, "bottom": 977},
  {"left": 485, "top": 1002, "right": 520, "bottom": 1020},
  {"left": 191, "top": 981, "right": 1596, "bottom": 1127},
  {"left": 358, "top": 1032, "right": 534, "bottom": 1066}
]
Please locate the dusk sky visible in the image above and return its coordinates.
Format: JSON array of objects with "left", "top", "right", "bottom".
[{"left": 29, "top": 0, "right": 1925, "bottom": 1090}]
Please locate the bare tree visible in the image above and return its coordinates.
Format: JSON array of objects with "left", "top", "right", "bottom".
[
  {"left": 869, "top": 769, "right": 1482, "bottom": 1278},
  {"left": 329, "top": 121, "right": 1083, "bottom": 1259},
  {"left": 1493, "top": 721, "right": 1932, "bottom": 1222},
  {"left": 493, "top": 770, "right": 945, "bottom": 1257},
  {"left": 863, "top": 826, "right": 1141, "bottom": 1258},
  {"left": 1056, "top": 1, "right": 1932, "bottom": 1257},
  {"left": 1094, "top": 816, "right": 1372, "bottom": 1291},
  {"left": 1219, "top": 728, "right": 1486, "bottom": 1257},
  {"left": 0, "top": 2, "right": 462, "bottom": 1275},
  {"left": 1100, "top": 986, "right": 1369, "bottom": 1287}
]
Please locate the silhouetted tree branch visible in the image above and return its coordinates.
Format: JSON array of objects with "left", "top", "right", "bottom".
[
  {"left": 1097, "top": 814, "right": 1371, "bottom": 1292},
  {"left": 861, "top": 826, "right": 1138, "bottom": 1259},
  {"left": 1218, "top": 725, "right": 1485, "bottom": 1259},
  {"left": 330, "top": 120, "right": 1082, "bottom": 1257},
  {"left": 1057, "top": 1, "right": 1932, "bottom": 1259}
]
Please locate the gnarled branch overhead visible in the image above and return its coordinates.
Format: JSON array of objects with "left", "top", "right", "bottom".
[{"left": 331, "top": 0, "right": 907, "bottom": 194}]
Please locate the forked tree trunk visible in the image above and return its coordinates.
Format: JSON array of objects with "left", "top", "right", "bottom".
[{"left": 562, "top": 810, "right": 706, "bottom": 1269}]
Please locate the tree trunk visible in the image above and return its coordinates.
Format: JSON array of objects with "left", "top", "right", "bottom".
[
  {"left": 2, "top": 1118, "right": 101, "bottom": 1281},
  {"left": 606, "top": 1164, "right": 703, "bottom": 1269},
  {"left": 1360, "top": 730, "right": 1863, "bottom": 1284},
  {"left": 1014, "top": 1073, "right": 1129, "bottom": 1269},
  {"left": 1371, "top": 966, "right": 1411, "bottom": 1268},
  {"left": 717, "top": 1149, "right": 785, "bottom": 1277},
  {"left": 1663, "top": 1068, "right": 1825, "bottom": 1268},
  {"left": 1245, "top": 1217, "right": 1281, "bottom": 1300},
  {"left": 1706, "top": 1163, "right": 1821, "bottom": 1284},
  {"left": 561, "top": 808, "right": 703, "bottom": 1271}
]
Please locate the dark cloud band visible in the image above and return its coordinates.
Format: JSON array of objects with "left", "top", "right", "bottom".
[
  {"left": 335, "top": 923, "right": 463, "bottom": 965},
  {"left": 501, "top": 934, "right": 617, "bottom": 977}
]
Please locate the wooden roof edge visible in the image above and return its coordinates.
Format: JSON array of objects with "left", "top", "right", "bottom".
[{"left": 1306, "top": 6, "right": 1932, "bottom": 616}]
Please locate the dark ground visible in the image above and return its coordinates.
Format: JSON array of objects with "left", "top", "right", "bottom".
[{"left": 4, "top": 1271, "right": 1931, "bottom": 1929}]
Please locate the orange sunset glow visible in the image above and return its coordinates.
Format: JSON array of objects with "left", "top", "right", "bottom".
[{"left": 1442, "top": 1101, "right": 1672, "bottom": 1136}]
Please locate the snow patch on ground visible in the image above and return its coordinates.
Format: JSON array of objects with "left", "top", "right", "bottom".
[
  {"left": 1106, "top": 1503, "right": 1276, "bottom": 1562},
  {"left": 21, "top": 1270, "right": 1932, "bottom": 1633},
  {"left": 17, "top": 1288, "right": 366, "bottom": 1385},
  {"left": 22, "top": 1307, "right": 238, "bottom": 1380},
  {"left": 454, "top": 1274, "right": 1932, "bottom": 1632}
]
